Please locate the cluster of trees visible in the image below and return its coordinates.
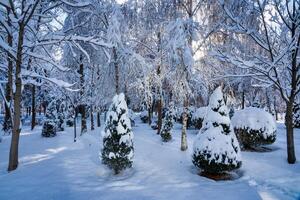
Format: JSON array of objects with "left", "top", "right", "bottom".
[{"left": 0, "top": 0, "right": 299, "bottom": 172}]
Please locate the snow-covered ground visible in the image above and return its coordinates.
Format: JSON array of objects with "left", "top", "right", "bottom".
[{"left": 0, "top": 118, "right": 299, "bottom": 200}]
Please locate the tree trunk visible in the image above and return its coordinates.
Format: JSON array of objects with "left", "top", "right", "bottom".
[
  {"left": 113, "top": 47, "right": 120, "bottom": 94},
  {"left": 157, "top": 98, "right": 163, "bottom": 134},
  {"left": 3, "top": 7, "right": 13, "bottom": 134},
  {"left": 97, "top": 111, "right": 101, "bottom": 127},
  {"left": 31, "top": 85, "right": 36, "bottom": 130},
  {"left": 74, "top": 116, "right": 77, "bottom": 142},
  {"left": 90, "top": 106, "right": 94, "bottom": 131},
  {"left": 242, "top": 91, "right": 245, "bottom": 109},
  {"left": 181, "top": 99, "right": 188, "bottom": 151},
  {"left": 8, "top": 24, "right": 25, "bottom": 172},
  {"left": 79, "top": 58, "right": 87, "bottom": 134},
  {"left": 285, "top": 101, "right": 296, "bottom": 164},
  {"left": 81, "top": 106, "right": 87, "bottom": 135},
  {"left": 148, "top": 109, "right": 152, "bottom": 125}
]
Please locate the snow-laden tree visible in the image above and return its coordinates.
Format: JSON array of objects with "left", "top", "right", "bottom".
[
  {"left": 161, "top": 102, "right": 175, "bottom": 142},
  {"left": 192, "top": 86, "right": 242, "bottom": 174},
  {"left": 101, "top": 93, "right": 134, "bottom": 174},
  {"left": 165, "top": 18, "right": 195, "bottom": 151},
  {"left": 216, "top": 0, "right": 300, "bottom": 164},
  {"left": 0, "top": 0, "right": 111, "bottom": 172}
]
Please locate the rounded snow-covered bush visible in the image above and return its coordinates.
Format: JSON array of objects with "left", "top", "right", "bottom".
[
  {"left": 151, "top": 121, "right": 158, "bottom": 130},
  {"left": 140, "top": 110, "right": 149, "bottom": 123},
  {"left": 42, "top": 121, "right": 56, "bottom": 137},
  {"left": 192, "top": 87, "right": 242, "bottom": 174},
  {"left": 101, "top": 93, "right": 134, "bottom": 174},
  {"left": 293, "top": 103, "right": 300, "bottom": 128},
  {"left": 192, "top": 107, "right": 207, "bottom": 129},
  {"left": 161, "top": 102, "right": 175, "bottom": 142},
  {"left": 232, "top": 107, "right": 276, "bottom": 149}
]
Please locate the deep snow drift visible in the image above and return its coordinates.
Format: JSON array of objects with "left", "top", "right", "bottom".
[{"left": 0, "top": 117, "right": 299, "bottom": 200}]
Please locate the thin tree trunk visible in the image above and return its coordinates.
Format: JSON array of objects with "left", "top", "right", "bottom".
[
  {"left": 90, "top": 106, "right": 94, "bottom": 131},
  {"left": 79, "top": 58, "right": 87, "bottom": 134},
  {"left": 285, "top": 101, "right": 296, "bottom": 164},
  {"left": 3, "top": 7, "right": 13, "bottom": 134},
  {"left": 31, "top": 85, "right": 36, "bottom": 130},
  {"left": 74, "top": 116, "right": 77, "bottom": 142},
  {"left": 81, "top": 106, "right": 87, "bottom": 135},
  {"left": 113, "top": 47, "right": 119, "bottom": 94},
  {"left": 157, "top": 98, "right": 163, "bottom": 134},
  {"left": 274, "top": 98, "right": 278, "bottom": 120},
  {"left": 8, "top": 24, "right": 25, "bottom": 172},
  {"left": 181, "top": 99, "right": 188, "bottom": 151},
  {"left": 97, "top": 111, "right": 101, "bottom": 127},
  {"left": 242, "top": 91, "right": 245, "bottom": 109},
  {"left": 148, "top": 109, "right": 152, "bottom": 125}
]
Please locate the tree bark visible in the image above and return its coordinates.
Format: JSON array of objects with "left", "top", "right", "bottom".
[
  {"left": 31, "top": 85, "right": 36, "bottom": 130},
  {"left": 8, "top": 24, "right": 25, "bottom": 172},
  {"left": 181, "top": 99, "right": 188, "bottom": 151},
  {"left": 285, "top": 101, "right": 296, "bottom": 164},
  {"left": 148, "top": 109, "right": 152, "bottom": 125},
  {"left": 90, "top": 106, "right": 94, "bottom": 131},
  {"left": 74, "top": 116, "right": 77, "bottom": 142},
  {"left": 3, "top": 7, "right": 13, "bottom": 134},
  {"left": 97, "top": 111, "right": 101, "bottom": 127},
  {"left": 157, "top": 98, "right": 163, "bottom": 134},
  {"left": 79, "top": 58, "right": 87, "bottom": 134},
  {"left": 242, "top": 91, "right": 245, "bottom": 109},
  {"left": 113, "top": 47, "right": 120, "bottom": 94}
]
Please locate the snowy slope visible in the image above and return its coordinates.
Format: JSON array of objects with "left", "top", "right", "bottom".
[{"left": 0, "top": 118, "right": 299, "bottom": 200}]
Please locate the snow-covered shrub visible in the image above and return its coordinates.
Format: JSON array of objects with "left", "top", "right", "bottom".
[
  {"left": 192, "top": 107, "right": 207, "bottom": 129},
  {"left": 161, "top": 103, "right": 175, "bottom": 142},
  {"left": 140, "top": 110, "right": 148, "bottom": 123},
  {"left": 151, "top": 120, "right": 158, "bottom": 130},
  {"left": 66, "top": 119, "right": 74, "bottom": 127},
  {"left": 192, "top": 87, "right": 242, "bottom": 174},
  {"left": 232, "top": 107, "right": 276, "bottom": 149},
  {"left": 101, "top": 93, "right": 134, "bottom": 174},
  {"left": 293, "top": 103, "right": 300, "bottom": 128},
  {"left": 42, "top": 102, "right": 57, "bottom": 137},
  {"left": 66, "top": 106, "right": 74, "bottom": 127},
  {"left": 56, "top": 112, "right": 65, "bottom": 131}
]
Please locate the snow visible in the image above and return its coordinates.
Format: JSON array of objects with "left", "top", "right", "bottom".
[
  {"left": 0, "top": 119, "right": 300, "bottom": 200},
  {"left": 192, "top": 106, "right": 208, "bottom": 120},
  {"left": 232, "top": 107, "right": 277, "bottom": 139}
]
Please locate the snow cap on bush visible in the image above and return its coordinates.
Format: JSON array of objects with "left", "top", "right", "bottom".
[
  {"left": 232, "top": 107, "right": 276, "bottom": 148},
  {"left": 232, "top": 107, "right": 276, "bottom": 138}
]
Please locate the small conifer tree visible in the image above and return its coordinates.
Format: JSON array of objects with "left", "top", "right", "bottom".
[
  {"left": 192, "top": 87, "right": 242, "bottom": 174},
  {"left": 161, "top": 102, "right": 175, "bottom": 142},
  {"left": 101, "top": 93, "right": 134, "bottom": 174}
]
